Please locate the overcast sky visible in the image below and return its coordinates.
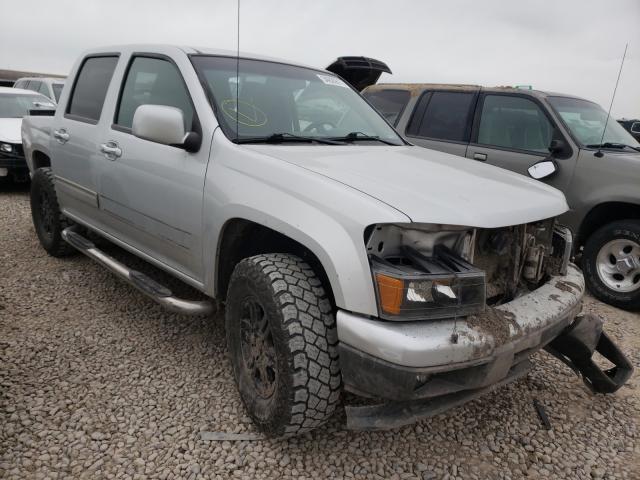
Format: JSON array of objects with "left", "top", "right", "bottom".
[{"left": 1, "top": 0, "right": 639, "bottom": 117}]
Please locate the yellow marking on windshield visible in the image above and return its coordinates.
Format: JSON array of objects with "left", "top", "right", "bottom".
[{"left": 221, "top": 99, "right": 268, "bottom": 127}]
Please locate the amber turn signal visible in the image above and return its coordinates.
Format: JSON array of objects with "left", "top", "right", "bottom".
[{"left": 375, "top": 273, "right": 404, "bottom": 315}]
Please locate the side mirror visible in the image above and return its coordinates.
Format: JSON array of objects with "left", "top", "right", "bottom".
[
  {"left": 528, "top": 159, "right": 558, "bottom": 180},
  {"left": 132, "top": 104, "right": 201, "bottom": 152}
]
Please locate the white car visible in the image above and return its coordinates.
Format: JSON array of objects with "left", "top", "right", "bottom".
[
  {"left": 0, "top": 87, "right": 54, "bottom": 182},
  {"left": 21, "top": 46, "right": 632, "bottom": 436},
  {"left": 13, "top": 77, "right": 65, "bottom": 104}
]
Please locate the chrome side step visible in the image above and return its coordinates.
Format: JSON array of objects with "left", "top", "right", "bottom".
[{"left": 61, "top": 228, "right": 214, "bottom": 316}]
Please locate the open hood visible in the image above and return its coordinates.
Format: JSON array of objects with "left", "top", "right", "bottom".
[{"left": 325, "top": 56, "right": 391, "bottom": 91}]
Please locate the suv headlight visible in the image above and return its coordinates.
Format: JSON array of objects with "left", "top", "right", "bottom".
[
  {"left": 0, "top": 142, "right": 13, "bottom": 153},
  {"left": 370, "top": 245, "right": 486, "bottom": 321}
]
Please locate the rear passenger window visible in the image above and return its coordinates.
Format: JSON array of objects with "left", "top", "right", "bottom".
[
  {"left": 409, "top": 91, "right": 474, "bottom": 142},
  {"left": 478, "top": 95, "right": 552, "bottom": 153},
  {"left": 363, "top": 89, "right": 410, "bottom": 126},
  {"left": 115, "top": 56, "right": 194, "bottom": 131},
  {"left": 67, "top": 56, "right": 119, "bottom": 123}
]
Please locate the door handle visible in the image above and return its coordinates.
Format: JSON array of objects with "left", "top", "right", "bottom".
[
  {"left": 53, "top": 129, "right": 70, "bottom": 144},
  {"left": 100, "top": 141, "right": 122, "bottom": 160},
  {"left": 473, "top": 153, "right": 487, "bottom": 161}
]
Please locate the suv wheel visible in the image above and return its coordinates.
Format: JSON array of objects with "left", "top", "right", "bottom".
[
  {"left": 225, "top": 253, "right": 341, "bottom": 437},
  {"left": 30, "top": 168, "right": 75, "bottom": 257},
  {"left": 583, "top": 219, "right": 640, "bottom": 310}
]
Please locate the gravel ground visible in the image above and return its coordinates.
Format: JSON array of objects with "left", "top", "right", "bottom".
[{"left": 1, "top": 184, "right": 639, "bottom": 480}]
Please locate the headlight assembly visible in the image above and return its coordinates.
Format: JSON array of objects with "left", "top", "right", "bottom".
[
  {"left": 0, "top": 142, "right": 13, "bottom": 153},
  {"left": 371, "top": 245, "right": 486, "bottom": 321}
]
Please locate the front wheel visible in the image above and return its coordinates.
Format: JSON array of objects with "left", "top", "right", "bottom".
[
  {"left": 583, "top": 220, "right": 640, "bottom": 310},
  {"left": 225, "top": 253, "right": 341, "bottom": 437},
  {"left": 30, "top": 168, "right": 75, "bottom": 257}
]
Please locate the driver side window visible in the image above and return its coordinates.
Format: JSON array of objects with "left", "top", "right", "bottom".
[
  {"left": 115, "top": 56, "right": 194, "bottom": 131},
  {"left": 478, "top": 95, "right": 552, "bottom": 153}
]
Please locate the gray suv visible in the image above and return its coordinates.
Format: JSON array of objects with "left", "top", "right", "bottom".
[{"left": 354, "top": 78, "right": 640, "bottom": 310}]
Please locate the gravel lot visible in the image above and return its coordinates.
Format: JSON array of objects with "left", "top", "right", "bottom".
[{"left": 1, "top": 184, "right": 639, "bottom": 480}]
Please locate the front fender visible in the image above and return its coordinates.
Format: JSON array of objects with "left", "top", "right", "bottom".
[{"left": 202, "top": 131, "right": 410, "bottom": 316}]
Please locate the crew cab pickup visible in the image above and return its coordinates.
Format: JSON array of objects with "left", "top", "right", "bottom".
[{"left": 21, "top": 46, "right": 631, "bottom": 436}]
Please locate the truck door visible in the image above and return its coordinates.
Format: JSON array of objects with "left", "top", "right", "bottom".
[
  {"left": 97, "top": 54, "right": 209, "bottom": 281},
  {"left": 403, "top": 90, "right": 477, "bottom": 157},
  {"left": 51, "top": 55, "right": 119, "bottom": 221},
  {"left": 466, "top": 93, "right": 576, "bottom": 191}
]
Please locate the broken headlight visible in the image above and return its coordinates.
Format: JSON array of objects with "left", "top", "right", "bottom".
[{"left": 371, "top": 245, "right": 486, "bottom": 321}]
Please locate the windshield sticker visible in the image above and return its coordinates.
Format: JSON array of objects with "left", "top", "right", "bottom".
[
  {"left": 221, "top": 99, "right": 268, "bottom": 127},
  {"left": 316, "top": 74, "right": 348, "bottom": 88}
]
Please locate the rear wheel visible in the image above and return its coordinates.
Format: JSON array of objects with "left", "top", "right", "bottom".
[
  {"left": 583, "top": 220, "right": 640, "bottom": 310},
  {"left": 30, "top": 168, "right": 75, "bottom": 257},
  {"left": 225, "top": 253, "right": 341, "bottom": 437}
]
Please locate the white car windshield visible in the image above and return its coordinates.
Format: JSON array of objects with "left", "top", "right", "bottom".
[
  {"left": 0, "top": 93, "right": 54, "bottom": 118},
  {"left": 191, "top": 55, "right": 403, "bottom": 145},
  {"left": 548, "top": 96, "right": 640, "bottom": 149}
]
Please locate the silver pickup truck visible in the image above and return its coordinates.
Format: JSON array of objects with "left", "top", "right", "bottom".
[{"left": 21, "top": 46, "right": 631, "bottom": 437}]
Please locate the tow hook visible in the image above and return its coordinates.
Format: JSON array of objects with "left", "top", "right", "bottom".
[{"left": 545, "top": 314, "right": 633, "bottom": 394}]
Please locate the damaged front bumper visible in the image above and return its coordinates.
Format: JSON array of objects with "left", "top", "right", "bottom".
[{"left": 337, "top": 263, "right": 632, "bottom": 430}]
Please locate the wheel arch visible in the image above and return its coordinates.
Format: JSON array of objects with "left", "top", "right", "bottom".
[
  {"left": 31, "top": 150, "right": 52, "bottom": 171},
  {"left": 578, "top": 202, "right": 640, "bottom": 246},
  {"left": 215, "top": 218, "right": 337, "bottom": 307}
]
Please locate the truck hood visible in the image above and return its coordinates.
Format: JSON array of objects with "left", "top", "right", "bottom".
[
  {"left": 0, "top": 118, "right": 22, "bottom": 144},
  {"left": 244, "top": 144, "right": 568, "bottom": 228}
]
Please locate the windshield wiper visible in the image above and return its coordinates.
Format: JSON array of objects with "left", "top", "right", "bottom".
[
  {"left": 331, "top": 131, "right": 401, "bottom": 146},
  {"left": 236, "top": 132, "right": 344, "bottom": 145},
  {"left": 586, "top": 142, "right": 640, "bottom": 152}
]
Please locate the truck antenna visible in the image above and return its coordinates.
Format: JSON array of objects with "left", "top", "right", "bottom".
[
  {"left": 596, "top": 43, "right": 628, "bottom": 158},
  {"left": 235, "top": 0, "right": 240, "bottom": 141}
]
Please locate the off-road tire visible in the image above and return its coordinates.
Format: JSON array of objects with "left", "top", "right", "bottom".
[
  {"left": 225, "top": 253, "right": 341, "bottom": 437},
  {"left": 30, "top": 167, "right": 75, "bottom": 257},
  {"left": 583, "top": 219, "right": 640, "bottom": 310}
]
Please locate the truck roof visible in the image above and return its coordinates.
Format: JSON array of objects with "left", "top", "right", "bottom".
[
  {"left": 80, "top": 44, "right": 319, "bottom": 72},
  {"left": 364, "top": 83, "right": 588, "bottom": 102},
  {"left": 0, "top": 86, "right": 47, "bottom": 95},
  {"left": 15, "top": 77, "right": 65, "bottom": 83}
]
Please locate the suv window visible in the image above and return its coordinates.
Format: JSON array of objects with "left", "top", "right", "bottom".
[
  {"left": 362, "top": 89, "right": 410, "bottom": 126},
  {"left": 408, "top": 91, "right": 475, "bottom": 142},
  {"left": 52, "top": 83, "right": 64, "bottom": 102},
  {"left": 14, "top": 80, "right": 26, "bottom": 89},
  {"left": 115, "top": 56, "right": 194, "bottom": 131},
  {"left": 28, "top": 81, "right": 41, "bottom": 93},
  {"left": 38, "top": 82, "right": 50, "bottom": 97},
  {"left": 478, "top": 95, "right": 552, "bottom": 153},
  {"left": 67, "top": 56, "right": 119, "bottom": 122}
]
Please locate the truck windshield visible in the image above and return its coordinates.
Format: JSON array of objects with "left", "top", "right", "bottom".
[
  {"left": 191, "top": 55, "right": 403, "bottom": 145},
  {"left": 0, "top": 93, "right": 54, "bottom": 118},
  {"left": 548, "top": 96, "right": 640, "bottom": 149}
]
